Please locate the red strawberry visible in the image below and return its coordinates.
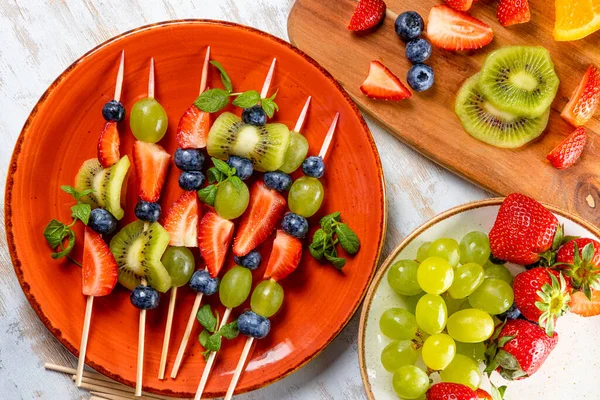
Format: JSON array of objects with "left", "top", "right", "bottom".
[
  {"left": 569, "top": 290, "right": 600, "bottom": 317},
  {"left": 555, "top": 238, "right": 600, "bottom": 297},
  {"left": 360, "top": 61, "right": 412, "bottom": 101},
  {"left": 513, "top": 268, "right": 570, "bottom": 335},
  {"left": 177, "top": 104, "right": 210, "bottom": 149},
  {"left": 133, "top": 140, "right": 171, "bottom": 202},
  {"left": 546, "top": 127, "right": 587, "bottom": 170},
  {"left": 427, "top": 5, "right": 494, "bottom": 51},
  {"left": 426, "top": 382, "right": 477, "bottom": 400},
  {"left": 82, "top": 227, "right": 118, "bottom": 297},
  {"left": 474, "top": 389, "right": 492, "bottom": 400},
  {"left": 233, "top": 181, "right": 287, "bottom": 257},
  {"left": 443, "top": 0, "right": 474, "bottom": 12},
  {"left": 347, "top": 0, "right": 386, "bottom": 32},
  {"left": 98, "top": 122, "right": 120, "bottom": 168},
  {"left": 198, "top": 211, "right": 234, "bottom": 277},
  {"left": 264, "top": 230, "right": 303, "bottom": 281},
  {"left": 489, "top": 193, "right": 559, "bottom": 265},
  {"left": 163, "top": 191, "right": 201, "bottom": 247},
  {"left": 497, "top": 0, "right": 531, "bottom": 27},
  {"left": 561, "top": 65, "right": 600, "bottom": 127}
]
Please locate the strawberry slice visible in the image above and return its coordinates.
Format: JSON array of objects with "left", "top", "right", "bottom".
[
  {"left": 133, "top": 140, "right": 171, "bottom": 202},
  {"left": 360, "top": 61, "right": 412, "bottom": 101},
  {"left": 264, "top": 230, "right": 303, "bottom": 281},
  {"left": 82, "top": 227, "right": 118, "bottom": 296},
  {"left": 347, "top": 0, "right": 386, "bottom": 32},
  {"left": 497, "top": 0, "right": 531, "bottom": 27},
  {"left": 177, "top": 104, "right": 210, "bottom": 149},
  {"left": 443, "top": 0, "right": 474, "bottom": 12},
  {"left": 98, "top": 122, "right": 120, "bottom": 168},
  {"left": 546, "top": 127, "right": 587, "bottom": 170},
  {"left": 163, "top": 191, "right": 201, "bottom": 247},
  {"left": 233, "top": 181, "right": 287, "bottom": 257},
  {"left": 561, "top": 65, "right": 600, "bottom": 127},
  {"left": 569, "top": 290, "right": 600, "bottom": 317},
  {"left": 198, "top": 211, "right": 234, "bottom": 277},
  {"left": 427, "top": 5, "right": 494, "bottom": 51},
  {"left": 474, "top": 389, "right": 492, "bottom": 400}
]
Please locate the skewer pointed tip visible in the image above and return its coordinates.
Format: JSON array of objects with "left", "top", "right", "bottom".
[
  {"left": 199, "top": 46, "right": 212, "bottom": 95},
  {"left": 260, "top": 58, "right": 277, "bottom": 99},
  {"left": 148, "top": 58, "right": 155, "bottom": 99},
  {"left": 293, "top": 96, "right": 312, "bottom": 133},
  {"left": 113, "top": 51, "right": 125, "bottom": 102},
  {"left": 318, "top": 113, "right": 339, "bottom": 159}
]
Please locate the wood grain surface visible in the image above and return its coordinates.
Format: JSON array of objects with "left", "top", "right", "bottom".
[{"left": 288, "top": 0, "right": 600, "bottom": 225}]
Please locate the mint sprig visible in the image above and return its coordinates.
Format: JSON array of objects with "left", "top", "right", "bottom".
[
  {"left": 196, "top": 305, "right": 240, "bottom": 360},
  {"left": 309, "top": 212, "right": 360, "bottom": 269},
  {"left": 198, "top": 157, "right": 246, "bottom": 206}
]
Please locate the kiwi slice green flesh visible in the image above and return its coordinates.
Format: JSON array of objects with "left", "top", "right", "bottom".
[
  {"left": 100, "top": 155, "right": 130, "bottom": 220},
  {"left": 74, "top": 158, "right": 104, "bottom": 208},
  {"left": 455, "top": 74, "right": 550, "bottom": 148},
  {"left": 478, "top": 46, "right": 559, "bottom": 118},
  {"left": 110, "top": 220, "right": 172, "bottom": 293},
  {"left": 207, "top": 112, "right": 245, "bottom": 161}
]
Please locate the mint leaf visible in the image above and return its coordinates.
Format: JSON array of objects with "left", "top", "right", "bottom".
[
  {"left": 199, "top": 329, "right": 210, "bottom": 347},
  {"left": 44, "top": 220, "right": 70, "bottom": 249},
  {"left": 51, "top": 229, "right": 76, "bottom": 260},
  {"left": 309, "top": 229, "right": 327, "bottom": 260},
  {"left": 71, "top": 203, "right": 91, "bottom": 225},
  {"left": 212, "top": 158, "right": 232, "bottom": 175},
  {"left": 320, "top": 212, "right": 341, "bottom": 233},
  {"left": 324, "top": 247, "right": 346, "bottom": 269},
  {"left": 218, "top": 321, "right": 239, "bottom": 339},
  {"left": 336, "top": 223, "right": 360, "bottom": 254},
  {"left": 229, "top": 176, "right": 245, "bottom": 192},
  {"left": 61, "top": 185, "right": 79, "bottom": 199},
  {"left": 194, "top": 88, "right": 230, "bottom": 113},
  {"left": 198, "top": 185, "right": 218, "bottom": 206},
  {"left": 261, "top": 96, "right": 279, "bottom": 118},
  {"left": 207, "top": 167, "right": 225, "bottom": 184},
  {"left": 233, "top": 90, "right": 260, "bottom": 108},
  {"left": 210, "top": 60, "right": 233, "bottom": 93},
  {"left": 196, "top": 305, "right": 218, "bottom": 333}
]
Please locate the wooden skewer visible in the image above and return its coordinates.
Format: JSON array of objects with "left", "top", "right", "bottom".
[
  {"left": 199, "top": 46, "right": 211, "bottom": 96},
  {"left": 260, "top": 58, "right": 277, "bottom": 99},
  {"left": 75, "top": 295, "right": 95, "bottom": 386},
  {"left": 224, "top": 337, "right": 255, "bottom": 400},
  {"left": 386, "top": 9, "right": 399, "bottom": 20},
  {"left": 293, "top": 96, "right": 312, "bottom": 133},
  {"left": 136, "top": 279, "right": 147, "bottom": 397},
  {"left": 170, "top": 291, "right": 204, "bottom": 378},
  {"left": 74, "top": 375, "right": 171, "bottom": 400},
  {"left": 45, "top": 363, "right": 113, "bottom": 383},
  {"left": 318, "top": 113, "right": 339, "bottom": 159},
  {"left": 90, "top": 395, "right": 111, "bottom": 400},
  {"left": 90, "top": 392, "right": 137, "bottom": 400},
  {"left": 148, "top": 58, "right": 155, "bottom": 99},
  {"left": 114, "top": 50, "right": 125, "bottom": 102},
  {"left": 157, "top": 286, "right": 177, "bottom": 379}
]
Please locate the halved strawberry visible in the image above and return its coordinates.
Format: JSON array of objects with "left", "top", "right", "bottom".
[
  {"left": 569, "top": 290, "right": 600, "bottom": 317},
  {"left": 233, "top": 181, "right": 287, "bottom": 257},
  {"left": 177, "top": 104, "right": 210, "bottom": 149},
  {"left": 555, "top": 237, "right": 600, "bottom": 297},
  {"left": 561, "top": 65, "right": 600, "bottom": 127},
  {"left": 360, "top": 61, "right": 411, "bottom": 101},
  {"left": 264, "top": 230, "right": 303, "bottom": 281},
  {"left": 427, "top": 5, "right": 494, "bottom": 51},
  {"left": 546, "top": 127, "right": 587, "bottom": 170},
  {"left": 443, "top": 0, "right": 474, "bottom": 12},
  {"left": 198, "top": 211, "right": 234, "bottom": 277},
  {"left": 497, "top": 0, "right": 531, "bottom": 27},
  {"left": 163, "top": 191, "right": 201, "bottom": 247},
  {"left": 347, "top": 0, "right": 386, "bottom": 32},
  {"left": 133, "top": 140, "right": 171, "bottom": 202},
  {"left": 426, "top": 383, "right": 477, "bottom": 400},
  {"left": 98, "top": 122, "right": 120, "bottom": 168},
  {"left": 82, "top": 227, "right": 118, "bottom": 297},
  {"left": 474, "top": 389, "right": 492, "bottom": 400}
]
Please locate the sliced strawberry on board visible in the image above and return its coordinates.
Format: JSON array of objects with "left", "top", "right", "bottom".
[
  {"left": 98, "top": 122, "right": 120, "bottom": 168},
  {"left": 360, "top": 61, "right": 412, "bottom": 101},
  {"left": 198, "top": 211, "right": 234, "bottom": 278},
  {"left": 474, "top": 389, "right": 492, "bottom": 400},
  {"left": 163, "top": 191, "right": 201, "bottom": 247},
  {"left": 133, "top": 140, "right": 171, "bottom": 202},
  {"left": 82, "top": 227, "right": 118, "bottom": 297},
  {"left": 546, "top": 127, "right": 587, "bottom": 170},
  {"left": 264, "top": 230, "right": 303, "bottom": 281},
  {"left": 443, "top": 0, "right": 474, "bottom": 12},
  {"left": 561, "top": 65, "right": 600, "bottom": 127},
  {"left": 347, "top": 0, "right": 386, "bottom": 32},
  {"left": 497, "top": 0, "right": 531, "bottom": 27},
  {"left": 177, "top": 104, "right": 210, "bottom": 149},
  {"left": 426, "top": 382, "right": 477, "bottom": 400},
  {"left": 427, "top": 5, "right": 494, "bottom": 51},
  {"left": 569, "top": 290, "right": 600, "bottom": 317},
  {"left": 233, "top": 181, "right": 287, "bottom": 257}
]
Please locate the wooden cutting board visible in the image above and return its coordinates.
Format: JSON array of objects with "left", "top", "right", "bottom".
[{"left": 288, "top": 0, "right": 600, "bottom": 225}]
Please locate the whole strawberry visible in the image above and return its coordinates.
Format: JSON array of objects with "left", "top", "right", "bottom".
[
  {"left": 556, "top": 238, "right": 600, "bottom": 298},
  {"left": 513, "top": 268, "right": 570, "bottom": 335},
  {"left": 489, "top": 193, "right": 559, "bottom": 265},
  {"left": 427, "top": 382, "right": 477, "bottom": 400}
]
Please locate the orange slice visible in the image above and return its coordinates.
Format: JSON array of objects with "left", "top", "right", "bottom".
[{"left": 554, "top": 0, "right": 600, "bottom": 41}]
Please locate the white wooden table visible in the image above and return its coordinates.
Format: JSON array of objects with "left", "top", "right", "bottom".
[{"left": 0, "top": 1, "right": 489, "bottom": 399}]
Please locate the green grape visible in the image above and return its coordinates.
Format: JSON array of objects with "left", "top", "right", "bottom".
[
  {"left": 404, "top": 292, "right": 426, "bottom": 314},
  {"left": 392, "top": 365, "right": 430, "bottom": 399},
  {"left": 447, "top": 309, "right": 494, "bottom": 343},
  {"left": 483, "top": 263, "right": 513, "bottom": 285},
  {"left": 427, "top": 238, "right": 460, "bottom": 267},
  {"left": 443, "top": 294, "right": 468, "bottom": 316},
  {"left": 440, "top": 354, "right": 481, "bottom": 390},
  {"left": 288, "top": 177, "right": 324, "bottom": 218},
  {"left": 250, "top": 279, "right": 284, "bottom": 317},
  {"left": 219, "top": 266, "right": 252, "bottom": 308},
  {"left": 455, "top": 341, "right": 486, "bottom": 363},
  {"left": 468, "top": 278, "right": 514, "bottom": 315},
  {"left": 422, "top": 333, "right": 456, "bottom": 371},
  {"left": 279, "top": 131, "right": 309, "bottom": 173},
  {"left": 387, "top": 260, "right": 422, "bottom": 296},
  {"left": 380, "top": 341, "right": 418, "bottom": 372},
  {"left": 214, "top": 180, "right": 250, "bottom": 220},
  {"left": 459, "top": 231, "right": 491, "bottom": 265},
  {"left": 130, "top": 98, "right": 168, "bottom": 143},
  {"left": 161, "top": 246, "right": 195, "bottom": 287},
  {"left": 417, "top": 257, "right": 454, "bottom": 294},
  {"left": 448, "top": 263, "right": 484, "bottom": 299},
  {"left": 416, "top": 242, "right": 431, "bottom": 263},
  {"left": 379, "top": 308, "right": 418, "bottom": 340},
  {"left": 415, "top": 294, "right": 447, "bottom": 335}
]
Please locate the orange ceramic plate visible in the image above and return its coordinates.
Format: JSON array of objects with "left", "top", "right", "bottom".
[{"left": 5, "top": 21, "right": 386, "bottom": 397}]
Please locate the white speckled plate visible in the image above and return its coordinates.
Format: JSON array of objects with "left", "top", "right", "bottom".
[{"left": 358, "top": 198, "right": 600, "bottom": 400}]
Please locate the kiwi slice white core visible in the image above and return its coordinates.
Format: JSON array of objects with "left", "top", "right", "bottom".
[
  {"left": 233, "top": 126, "right": 260, "bottom": 155},
  {"left": 509, "top": 71, "right": 539, "bottom": 91}
]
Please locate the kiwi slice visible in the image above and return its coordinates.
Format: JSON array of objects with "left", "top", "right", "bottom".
[
  {"left": 207, "top": 112, "right": 245, "bottom": 160},
  {"left": 74, "top": 158, "right": 105, "bottom": 208},
  {"left": 478, "top": 46, "right": 559, "bottom": 118},
  {"left": 99, "top": 155, "right": 130, "bottom": 220},
  {"left": 455, "top": 74, "right": 550, "bottom": 148},
  {"left": 110, "top": 220, "right": 172, "bottom": 293}
]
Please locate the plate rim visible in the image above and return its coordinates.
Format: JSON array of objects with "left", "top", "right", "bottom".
[{"left": 4, "top": 19, "right": 388, "bottom": 397}]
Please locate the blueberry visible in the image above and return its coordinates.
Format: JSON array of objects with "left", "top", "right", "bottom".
[
  {"left": 174, "top": 148, "right": 204, "bottom": 171},
  {"left": 234, "top": 250, "right": 262, "bottom": 270},
  {"left": 489, "top": 255, "right": 506, "bottom": 265},
  {"left": 281, "top": 212, "right": 309, "bottom": 239},
  {"left": 88, "top": 208, "right": 118, "bottom": 235},
  {"left": 189, "top": 270, "right": 219, "bottom": 295},
  {"left": 407, "top": 64, "right": 434, "bottom": 92},
  {"left": 242, "top": 105, "right": 267, "bottom": 126},
  {"left": 263, "top": 171, "right": 292, "bottom": 192},
  {"left": 237, "top": 311, "right": 270, "bottom": 339},
  {"left": 102, "top": 100, "right": 126, "bottom": 122},
  {"left": 498, "top": 304, "right": 522, "bottom": 321},
  {"left": 179, "top": 171, "right": 205, "bottom": 191},
  {"left": 135, "top": 201, "right": 161, "bottom": 222},
  {"left": 302, "top": 156, "right": 325, "bottom": 178},
  {"left": 227, "top": 156, "right": 254, "bottom": 180},
  {"left": 405, "top": 38, "right": 432, "bottom": 64},
  {"left": 395, "top": 11, "right": 424, "bottom": 42},
  {"left": 130, "top": 285, "right": 159, "bottom": 310}
]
